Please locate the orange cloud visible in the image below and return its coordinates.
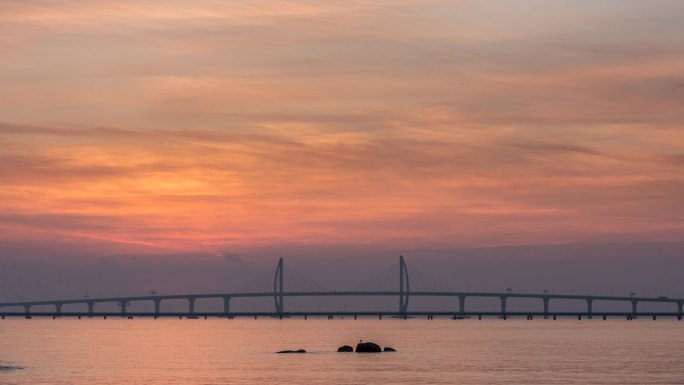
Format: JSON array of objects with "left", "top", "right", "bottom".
[{"left": 1, "top": 1, "right": 683, "bottom": 258}]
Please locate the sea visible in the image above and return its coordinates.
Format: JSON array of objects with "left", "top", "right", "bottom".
[{"left": 1, "top": 318, "right": 682, "bottom": 384}]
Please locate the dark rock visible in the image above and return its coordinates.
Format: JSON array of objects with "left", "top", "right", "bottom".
[
  {"left": 383, "top": 347, "right": 396, "bottom": 352},
  {"left": 277, "top": 349, "right": 306, "bottom": 353},
  {"left": 337, "top": 345, "right": 354, "bottom": 352},
  {"left": 355, "top": 342, "right": 381, "bottom": 353},
  {"left": 0, "top": 365, "right": 23, "bottom": 372}
]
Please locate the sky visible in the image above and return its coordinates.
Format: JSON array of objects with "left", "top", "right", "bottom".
[{"left": 1, "top": 1, "right": 683, "bottom": 300}]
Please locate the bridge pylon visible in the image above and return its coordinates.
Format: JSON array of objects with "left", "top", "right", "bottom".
[
  {"left": 399, "top": 255, "right": 410, "bottom": 313},
  {"left": 274, "top": 257, "right": 284, "bottom": 314}
]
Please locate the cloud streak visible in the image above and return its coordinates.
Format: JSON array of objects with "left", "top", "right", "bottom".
[{"left": 0, "top": 0, "right": 683, "bottom": 259}]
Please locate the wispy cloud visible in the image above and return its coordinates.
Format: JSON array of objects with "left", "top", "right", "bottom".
[{"left": 1, "top": 1, "right": 683, "bottom": 257}]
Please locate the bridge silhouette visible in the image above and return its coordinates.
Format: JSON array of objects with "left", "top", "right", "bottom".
[{"left": 1, "top": 256, "right": 682, "bottom": 320}]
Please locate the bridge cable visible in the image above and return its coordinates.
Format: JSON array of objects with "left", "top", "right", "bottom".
[
  {"left": 350, "top": 263, "right": 402, "bottom": 292},
  {"left": 406, "top": 266, "right": 453, "bottom": 292},
  {"left": 234, "top": 266, "right": 278, "bottom": 293},
  {"left": 283, "top": 266, "right": 332, "bottom": 292}
]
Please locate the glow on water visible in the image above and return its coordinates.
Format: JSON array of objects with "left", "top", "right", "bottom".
[{"left": 1, "top": 319, "right": 683, "bottom": 384}]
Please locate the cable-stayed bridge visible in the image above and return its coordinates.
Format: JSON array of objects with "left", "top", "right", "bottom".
[{"left": 1, "top": 256, "right": 682, "bottom": 320}]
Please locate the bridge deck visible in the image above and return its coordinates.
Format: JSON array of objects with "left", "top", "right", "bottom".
[
  {"left": 1, "top": 311, "right": 682, "bottom": 319},
  {"left": 0, "top": 291, "right": 682, "bottom": 308}
]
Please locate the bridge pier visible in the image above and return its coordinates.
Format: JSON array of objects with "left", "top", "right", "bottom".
[
  {"left": 55, "top": 303, "right": 62, "bottom": 316},
  {"left": 631, "top": 299, "right": 638, "bottom": 316},
  {"left": 587, "top": 299, "right": 593, "bottom": 319},
  {"left": 500, "top": 296, "right": 507, "bottom": 320},
  {"left": 119, "top": 300, "right": 128, "bottom": 317},
  {"left": 153, "top": 298, "right": 161, "bottom": 316},
  {"left": 459, "top": 295, "right": 466, "bottom": 315},
  {"left": 543, "top": 296, "right": 549, "bottom": 319},
  {"left": 23, "top": 305, "right": 31, "bottom": 315},
  {"left": 188, "top": 297, "right": 196, "bottom": 315},
  {"left": 677, "top": 301, "right": 682, "bottom": 319},
  {"left": 222, "top": 296, "right": 231, "bottom": 314},
  {"left": 87, "top": 301, "right": 95, "bottom": 317}
]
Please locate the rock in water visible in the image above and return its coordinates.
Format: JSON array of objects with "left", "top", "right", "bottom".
[
  {"left": 337, "top": 345, "right": 354, "bottom": 352},
  {"left": 383, "top": 347, "right": 396, "bottom": 352},
  {"left": 355, "top": 342, "right": 382, "bottom": 353},
  {"left": 277, "top": 349, "right": 306, "bottom": 353}
]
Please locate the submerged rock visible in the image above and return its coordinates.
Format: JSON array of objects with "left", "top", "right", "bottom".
[
  {"left": 277, "top": 349, "right": 306, "bottom": 354},
  {"left": 337, "top": 345, "right": 354, "bottom": 352},
  {"left": 383, "top": 347, "right": 396, "bottom": 352},
  {"left": 355, "top": 342, "right": 381, "bottom": 353},
  {"left": 0, "top": 365, "right": 23, "bottom": 371}
]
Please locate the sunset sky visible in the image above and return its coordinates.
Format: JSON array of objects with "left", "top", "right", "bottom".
[{"left": 1, "top": 0, "right": 683, "bottom": 263}]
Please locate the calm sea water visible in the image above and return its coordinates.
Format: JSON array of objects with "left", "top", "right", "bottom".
[{"left": 1, "top": 318, "right": 682, "bottom": 384}]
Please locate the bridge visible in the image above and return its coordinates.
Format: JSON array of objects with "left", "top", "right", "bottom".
[{"left": 1, "top": 256, "right": 682, "bottom": 320}]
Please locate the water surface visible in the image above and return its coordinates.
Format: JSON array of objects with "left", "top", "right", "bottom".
[{"left": 1, "top": 318, "right": 682, "bottom": 384}]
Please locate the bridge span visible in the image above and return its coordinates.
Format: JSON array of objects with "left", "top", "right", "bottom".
[{"left": 1, "top": 256, "right": 682, "bottom": 320}]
